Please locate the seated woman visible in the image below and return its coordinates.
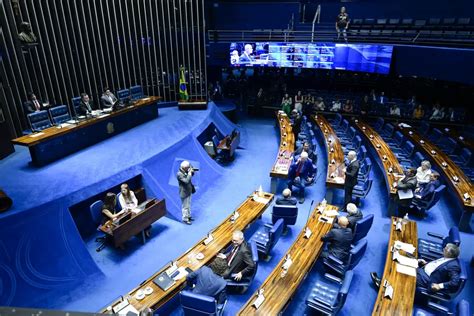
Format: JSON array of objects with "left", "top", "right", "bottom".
[
  {"left": 102, "top": 192, "right": 124, "bottom": 224},
  {"left": 281, "top": 93, "right": 292, "bottom": 116},
  {"left": 343, "top": 100, "right": 353, "bottom": 113},
  {"left": 412, "top": 104, "right": 424, "bottom": 119},
  {"left": 119, "top": 183, "right": 138, "bottom": 210}
]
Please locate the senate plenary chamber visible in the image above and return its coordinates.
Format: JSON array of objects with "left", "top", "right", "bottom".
[{"left": 0, "top": 0, "right": 473, "bottom": 315}]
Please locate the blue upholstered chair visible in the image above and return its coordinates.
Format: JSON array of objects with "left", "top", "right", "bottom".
[
  {"left": 27, "top": 110, "right": 52, "bottom": 131},
  {"left": 339, "top": 126, "right": 356, "bottom": 145},
  {"left": 130, "top": 85, "right": 144, "bottom": 100},
  {"left": 457, "top": 300, "right": 471, "bottom": 316},
  {"left": 89, "top": 200, "right": 106, "bottom": 252},
  {"left": 305, "top": 270, "right": 354, "bottom": 315},
  {"left": 418, "top": 121, "right": 430, "bottom": 135},
  {"left": 343, "top": 135, "right": 362, "bottom": 153},
  {"left": 352, "top": 214, "right": 374, "bottom": 244},
  {"left": 386, "top": 131, "right": 405, "bottom": 149},
  {"left": 373, "top": 117, "right": 384, "bottom": 132},
  {"left": 226, "top": 241, "right": 258, "bottom": 293},
  {"left": 353, "top": 177, "right": 373, "bottom": 204},
  {"left": 271, "top": 205, "right": 298, "bottom": 231},
  {"left": 380, "top": 123, "right": 394, "bottom": 138},
  {"left": 180, "top": 290, "right": 227, "bottom": 316},
  {"left": 357, "top": 145, "right": 367, "bottom": 161},
  {"left": 71, "top": 96, "right": 82, "bottom": 116},
  {"left": 418, "top": 227, "right": 461, "bottom": 261},
  {"left": 116, "top": 89, "right": 131, "bottom": 102},
  {"left": 49, "top": 105, "right": 71, "bottom": 124},
  {"left": 336, "top": 119, "right": 350, "bottom": 136},
  {"left": 323, "top": 239, "right": 367, "bottom": 277},
  {"left": 250, "top": 219, "right": 284, "bottom": 258},
  {"left": 427, "top": 128, "right": 443, "bottom": 143},
  {"left": 437, "top": 137, "right": 458, "bottom": 155},
  {"left": 451, "top": 148, "right": 472, "bottom": 167},
  {"left": 331, "top": 113, "right": 342, "bottom": 126},
  {"left": 411, "top": 184, "right": 446, "bottom": 214},
  {"left": 395, "top": 140, "right": 415, "bottom": 162},
  {"left": 416, "top": 259, "right": 467, "bottom": 303},
  {"left": 357, "top": 157, "right": 372, "bottom": 183}
]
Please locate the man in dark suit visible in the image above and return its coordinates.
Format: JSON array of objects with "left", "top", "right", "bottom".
[
  {"left": 217, "top": 230, "right": 255, "bottom": 281},
  {"left": 343, "top": 151, "right": 360, "bottom": 207},
  {"left": 186, "top": 257, "right": 227, "bottom": 302},
  {"left": 394, "top": 168, "right": 417, "bottom": 216},
  {"left": 371, "top": 243, "right": 462, "bottom": 294},
  {"left": 291, "top": 110, "right": 302, "bottom": 139},
  {"left": 78, "top": 93, "right": 94, "bottom": 116},
  {"left": 321, "top": 216, "right": 353, "bottom": 262},
  {"left": 275, "top": 188, "right": 298, "bottom": 206},
  {"left": 414, "top": 172, "right": 440, "bottom": 202},
  {"left": 23, "top": 93, "right": 45, "bottom": 115},
  {"left": 346, "top": 203, "right": 363, "bottom": 229},
  {"left": 288, "top": 151, "right": 315, "bottom": 204},
  {"left": 100, "top": 88, "right": 118, "bottom": 109},
  {"left": 294, "top": 141, "right": 317, "bottom": 163}
]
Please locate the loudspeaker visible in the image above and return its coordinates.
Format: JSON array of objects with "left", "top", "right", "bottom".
[
  {"left": 0, "top": 190, "right": 13, "bottom": 213},
  {"left": 0, "top": 108, "right": 14, "bottom": 160}
]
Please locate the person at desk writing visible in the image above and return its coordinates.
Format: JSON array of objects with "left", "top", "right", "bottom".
[
  {"left": 186, "top": 257, "right": 228, "bottom": 303},
  {"left": 79, "top": 93, "right": 94, "bottom": 116},
  {"left": 100, "top": 88, "right": 118, "bottom": 109},
  {"left": 217, "top": 230, "right": 255, "bottom": 281}
]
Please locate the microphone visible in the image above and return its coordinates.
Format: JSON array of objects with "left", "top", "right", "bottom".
[{"left": 306, "top": 199, "right": 315, "bottom": 224}]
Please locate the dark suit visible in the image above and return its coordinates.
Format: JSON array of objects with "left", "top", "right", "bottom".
[
  {"left": 415, "top": 180, "right": 440, "bottom": 201},
  {"left": 223, "top": 241, "right": 255, "bottom": 278},
  {"left": 417, "top": 258, "right": 461, "bottom": 294},
  {"left": 78, "top": 100, "right": 94, "bottom": 115},
  {"left": 344, "top": 159, "right": 360, "bottom": 206},
  {"left": 23, "top": 99, "right": 44, "bottom": 114},
  {"left": 292, "top": 115, "right": 302, "bottom": 138},
  {"left": 288, "top": 159, "right": 315, "bottom": 196},
  {"left": 275, "top": 196, "right": 298, "bottom": 206},
  {"left": 347, "top": 210, "right": 363, "bottom": 229},
  {"left": 321, "top": 227, "right": 353, "bottom": 262},
  {"left": 186, "top": 266, "right": 227, "bottom": 301},
  {"left": 294, "top": 146, "right": 317, "bottom": 163},
  {"left": 100, "top": 93, "right": 118, "bottom": 108},
  {"left": 396, "top": 175, "right": 417, "bottom": 214}
]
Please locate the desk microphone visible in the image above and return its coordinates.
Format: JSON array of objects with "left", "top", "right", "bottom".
[{"left": 306, "top": 200, "right": 315, "bottom": 224}]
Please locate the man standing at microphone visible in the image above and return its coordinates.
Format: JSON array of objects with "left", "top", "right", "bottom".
[{"left": 177, "top": 160, "right": 195, "bottom": 225}]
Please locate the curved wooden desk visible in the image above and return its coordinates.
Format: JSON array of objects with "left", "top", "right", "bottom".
[
  {"left": 270, "top": 112, "right": 295, "bottom": 192},
  {"left": 399, "top": 125, "right": 474, "bottom": 231},
  {"left": 354, "top": 120, "right": 404, "bottom": 196},
  {"left": 372, "top": 217, "right": 417, "bottom": 316},
  {"left": 100, "top": 192, "right": 274, "bottom": 313},
  {"left": 238, "top": 203, "right": 337, "bottom": 315}
]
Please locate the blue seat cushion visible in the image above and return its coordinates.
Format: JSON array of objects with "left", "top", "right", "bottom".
[{"left": 306, "top": 279, "right": 338, "bottom": 307}]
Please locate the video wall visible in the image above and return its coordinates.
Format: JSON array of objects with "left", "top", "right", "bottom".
[{"left": 230, "top": 42, "right": 394, "bottom": 74}]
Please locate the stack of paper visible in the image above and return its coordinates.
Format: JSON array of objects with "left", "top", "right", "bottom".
[
  {"left": 323, "top": 209, "right": 339, "bottom": 217},
  {"left": 394, "top": 241, "right": 416, "bottom": 255},
  {"left": 396, "top": 263, "right": 417, "bottom": 277},
  {"left": 392, "top": 251, "right": 418, "bottom": 268},
  {"left": 253, "top": 196, "right": 270, "bottom": 204}
]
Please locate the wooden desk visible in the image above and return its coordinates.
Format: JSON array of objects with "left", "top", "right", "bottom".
[
  {"left": 238, "top": 203, "right": 336, "bottom": 316},
  {"left": 399, "top": 126, "right": 474, "bottom": 230},
  {"left": 354, "top": 120, "right": 404, "bottom": 196},
  {"left": 372, "top": 217, "right": 417, "bottom": 316},
  {"left": 441, "top": 127, "right": 474, "bottom": 152},
  {"left": 270, "top": 112, "right": 295, "bottom": 193},
  {"left": 312, "top": 114, "right": 345, "bottom": 203},
  {"left": 12, "top": 96, "right": 160, "bottom": 166},
  {"left": 100, "top": 199, "right": 167, "bottom": 247},
  {"left": 101, "top": 192, "right": 274, "bottom": 313}
]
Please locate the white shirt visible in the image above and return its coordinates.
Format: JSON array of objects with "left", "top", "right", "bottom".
[
  {"left": 390, "top": 107, "right": 400, "bottom": 116},
  {"left": 331, "top": 102, "right": 341, "bottom": 111},
  {"left": 416, "top": 167, "right": 432, "bottom": 184},
  {"left": 424, "top": 257, "right": 454, "bottom": 276},
  {"left": 119, "top": 191, "right": 138, "bottom": 210}
]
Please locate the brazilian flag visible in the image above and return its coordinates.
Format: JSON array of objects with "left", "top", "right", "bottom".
[{"left": 179, "top": 66, "right": 189, "bottom": 101}]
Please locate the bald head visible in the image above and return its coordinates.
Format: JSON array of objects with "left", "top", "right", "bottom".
[
  {"left": 282, "top": 188, "right": 292, "bottom": 198},
  {"left": 300, "top": 151, "right": 309, "bottom": 161},
  {"left": 346, "top": 203, "right": 358, "bottom": 215},
  {"left": 180, "top": 160, "right": 190, "bottom": 170},
  {"left": 347, "top": 151, "right": 357, "bottom": 160},
  {"left": 337, "top": 216, "right": 349, "bottom": 228}
]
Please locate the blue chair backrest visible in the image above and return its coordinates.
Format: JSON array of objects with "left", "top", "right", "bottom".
[
  {"left": 458, "top": 300, "right": 471, "bottom": 316},
  {"left": 334, "top": 113, "right": 342, "bottom": 126},
  {"left": 393, "top": 131, "right": 404, "bottom": 144},
  {"left": 116, "top": 192, "right": 123, "bottom": 209},
  {"left": 461, "top": 148, "right": 472, "bottom": 165},
  {"left": 358, "top": 145, "right": 367, "bottom": 160},
  {"left": 90, "top": 200, "right": 104, "bottom": 225},
  {"left": 450, "top": 259, "right": 467, "bottom": 299},
  {"left": 446, "top": 227, "right": 461, "bottom": 247},
  {"left": 130, "top": 85, "right": 144, "bottom": 99},
  {"left": 429, "top": 184, "right": 445, "bottom": 208},
  {"left": 352, "top": 214, "right": 374, "bottom": 244},
  {"left": 27, "top": 110, "right": 52, "bottom": 131},
  {"left": 413, "top": 152, "right": 425, "bottom": 167},
  {"left": 354, "top": 135, "right": 362, "bottom": 148},
  {"left": 117, "top": 89, "right": 131, "bottom": 101},
  {"left": 348, "top": 126, "right": 356, "bottom": 138},
  {"left": 180, "top": 290, "right": 218, "bottom": 315},
  {"left": 335, "top": 270, "right": 354, "bottom": 310},
  {"left": 212, "top": 135, "right": 219, "bottom": 148},
  {"left": 384, "top": 123, "right": 394, "bottom": 136},
  {"left": 341, "top": 119, "right": 349, "bottom": 132},
  {"left": 374, "top": 117, "right": 384, "bottom": 131},
  {"left": 429, "top": 128, "right": 442, "bottom": 141},
  {"left": 419, "top": 121, "right": 430, "bottom": 135},
  {"left": 250, "top": 240, "right": 259, "bottom": 263},
  {"left": 269, "top": 219, "right": 285, "bottom": 248},
  {"left": 71, "top": 97, "right": 81, "bottom": 115},
  {"left": 347, "top": 239, "right": 367, "bottom": 270},
  {"left": 49, "top": 105, "right": 71, "bottom": 124},
  {"left": 272, "top": 205, "right": 298, "bottom": 226},
  {"left": 403, "top": 140, "right": 415, "bottom": 155},
  {"left": 364, "top": 157, "right": 372, "bottom": 171}
]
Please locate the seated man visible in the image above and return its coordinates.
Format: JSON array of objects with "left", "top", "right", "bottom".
[
  {"left": 100, "top": 87, "right": 118, "bottom": 109},
  {"left": 371, "top": 243, "right": 461, "bottom": 295},
  {"left": 78, "top": 93, "right": 94, "bottom": 116},
  {"left": 414, "top": 172, "right": 441, "bottom": 201},
  {"left": 186, "top": 257, "right": 228, "bottom": 303},
  {"left": 23, "top": 92, "right": 45, "bottom": 115},
  {"left": 275, "top": 188, "right": 297, "bottom": 206},
  {"left": 321, "top": 216, "right": 353, "bottom": 262},
  {"left": 294, "top": 141, "right": 317, "bottom": 163},
  {"left": 394, "top": 168, "right": 418, "bottom": 216},
  {"left": 217, "top": 230, "right": 255, "bottom": 281},
  {"left": 287, "top": 152, "right": 315, "bottom": 204},
  {"left": 291, "top": 110, "right": 302, "bottom": 139},
  {"left": 345, "top": 203, "right": 362, "bottom": 230}
]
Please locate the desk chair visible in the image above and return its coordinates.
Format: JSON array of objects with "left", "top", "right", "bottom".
[
  {"left": 411, "top": 184, "right": 446, "bottom": 215},
  {"left": 352, "top": 214, "right": 374, "bottom": 244},
  {"left": 353, "top": 177, "right": 373, "bottom": 205},
  {"left": 306, "top": 270, "right": 354, "bottom": 315},
  {"left": 130, "top": 85, "right": 144, "bottom": 100},
  {"left": 357, "top": 157, "right": 372, "bottom": 183},
  {"left": 71, "top": 97, "right": 82, "bottom": 117},
  {"left": 90, "top": 200, "right": 107, "bottom": 252},
  {"left": 116, "top": 89, "right": 131, "bottom": 102},
  {"left": 225, "top": 241, "right": 258, "bottom": 293},
  {"left": 323, "top": 239, "right": 367, "bottom": 277},
  {"left": 180, "top": 290, "right": 227, "bottom": 316},
  {"left": 27, "top": 110, "right": 52, "bottom": 131},
  {"left": 373, "top": 117, "right": 384, "bottom": 132},
  {"left": 49, "top": 105, "right": 71, "bottom": 124},
  {"left": 418, "top": 227, "right": 460, "bottom": 261},
  {"left": 272, "top": 205, "right": 298, "bottom": 233},
  {"left": 250, "top": 219, "right": 284, "bottom": 259}
]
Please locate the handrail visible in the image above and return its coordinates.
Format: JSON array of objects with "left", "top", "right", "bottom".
[{"left": 311, "top": 5, "right": 321, "bottom": 42}]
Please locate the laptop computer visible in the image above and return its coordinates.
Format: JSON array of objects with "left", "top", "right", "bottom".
[
  {"left": 117, "top": 212, "right": 132, "bottom": 225},
  {"left": 153, "top": 271, "right": 176, "bottom": 291}
]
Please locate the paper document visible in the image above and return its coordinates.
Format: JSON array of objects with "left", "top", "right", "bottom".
[
  {"left": 396, "top": 263, "right": 417, "bottom": 277},
  {"left": 172, "top": 267, "right": 190, "bottom": 281},
  {"left": 253, "top": 294, "right": 265, "bottom": 309},
  {"left": 334, "top": 176, "right": 345, "bottom": 184},
  {"left": 318, "top": 215, "right": 334, "bottom": 224},
  {"left": 392, "top": 251, "right": 418, "bottom": 268},
  {"left": 394, "top": 241, "right": 416, "bottom": 255},
  {"left": 323, "top": 209, "right": 339, "bottom": 217},
  {"left": 30, "top": 132, "right": 45, "bottom": 138},
  {"left": 397, "top": 189, "right": 414, "bottom": 200},
  {"left": 253, "top": 196, "right": 270, "bottom": 204}
]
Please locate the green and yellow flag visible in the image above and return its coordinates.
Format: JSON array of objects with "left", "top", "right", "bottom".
[{"left": 179, "top": 66, "right": 189, "bottom": 101}]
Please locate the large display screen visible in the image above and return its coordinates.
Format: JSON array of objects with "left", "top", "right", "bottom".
[{"left": 230, "top": 42, "right": 393, "bottom": 74}]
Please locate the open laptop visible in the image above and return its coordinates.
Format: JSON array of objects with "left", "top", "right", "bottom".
[{"left": 116, "top": 212, "right": 132, "bottom": 225}]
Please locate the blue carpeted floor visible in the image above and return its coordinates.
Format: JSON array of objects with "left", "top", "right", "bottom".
[{"left": 0, "top": 104, "right": 472, "bottom": 314}]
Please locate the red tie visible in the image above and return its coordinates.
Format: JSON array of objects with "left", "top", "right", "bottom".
[{"left": 296, "top": 162, "right": 303, "bottom": 177}]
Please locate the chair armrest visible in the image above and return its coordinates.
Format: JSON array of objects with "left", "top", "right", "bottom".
[
  {"left": 327, "top": 254, "right": 344, "bottom": 265},
  {"left": 264, "top": 223, "right": 273, "bottom": 229},
  {"left": 324, "top": 273, "right": 343, "bottom": 284},
  {"left": 311, "top": 296, "right": 333, "bottom": 308},
  {"left": 427, "top": 232, "right": 443, "bottom": 239},
  {"left": 426, "top": 301, "right": 450, "bottom": 313}
]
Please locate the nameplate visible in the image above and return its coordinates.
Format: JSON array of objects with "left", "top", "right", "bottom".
[
  {"left": 112, "top": 299, "right": 129, "bottom": 313},
  {"left": 383, "top": 284, "right": 394, "bottom": 299},
  {"left": 252, "top": 294, "right": 265, "bottom": 309},
  {"left": 304, "top": 227, "right": 312, "bottom": 239},
  {"left": 203, "top": 233, "right": 214, "bottom": 245}
]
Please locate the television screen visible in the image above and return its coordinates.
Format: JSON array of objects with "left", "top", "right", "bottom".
[{"left": 229, "top": 42, "right": 393, "bottom": 74}]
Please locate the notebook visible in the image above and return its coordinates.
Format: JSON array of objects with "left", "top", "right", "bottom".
[{"left": 153, "top": 272, "right": 176, "bottom": 291}]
